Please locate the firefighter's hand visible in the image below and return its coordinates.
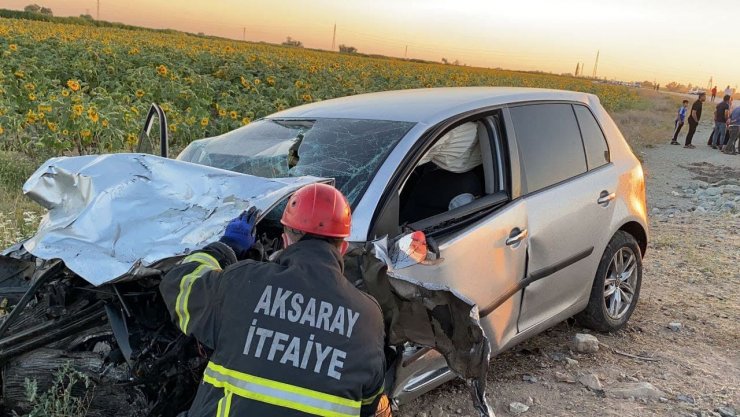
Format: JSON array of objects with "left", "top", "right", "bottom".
[{"left": 220, "top": 207, "right": 259, "bottom": 259}]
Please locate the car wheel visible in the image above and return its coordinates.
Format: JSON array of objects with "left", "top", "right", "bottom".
[{"left": 577, "top": 231, "right": 642, "bottom": 332}]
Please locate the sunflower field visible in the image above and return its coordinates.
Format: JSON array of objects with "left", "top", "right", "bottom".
[{"left": 0, "top": 16, "right": 640, "bottom": 157}]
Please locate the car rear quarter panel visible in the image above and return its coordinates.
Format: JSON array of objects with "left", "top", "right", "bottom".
[{"left": 589, "top": 97, "right": 649, "bottom": 251}]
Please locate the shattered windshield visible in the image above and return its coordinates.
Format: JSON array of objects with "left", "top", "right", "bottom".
[{"left": 177, "top": 118, "right": 415, "bottom": 206}]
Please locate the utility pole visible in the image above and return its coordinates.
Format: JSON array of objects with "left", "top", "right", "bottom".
[
  {"left": 96, "top": 0, "right": 100, "bottom": 20},
  {"left": 592, "top": 50, "right": 599, "bottom": 78},
  {"left": 331, "top": 23, "right": 336, "bottom": 51},
  {"left": 707, "top": 76, "right": 713, "bottom": 91},
  {"left": 574, "top": 62, "right": 579, "bottom": 76},
  {"left": 404, "top": 45, "right": 408, "bottom": 59},
  {"left": 243, "top": 27, "right": 246, "bottom": 41}
]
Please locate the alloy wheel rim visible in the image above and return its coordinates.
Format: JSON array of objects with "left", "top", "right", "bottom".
[{"left": 603, "top": 247, "right": 637, "bottom": 320}]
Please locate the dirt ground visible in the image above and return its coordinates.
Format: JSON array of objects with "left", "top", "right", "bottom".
[{"left": 397, "top": 112, "right": 740, "bottom": 417}]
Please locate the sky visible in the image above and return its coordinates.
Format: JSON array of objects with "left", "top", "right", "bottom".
[{"left": 4, "top": 0, "right": 739, "bottom": 87}]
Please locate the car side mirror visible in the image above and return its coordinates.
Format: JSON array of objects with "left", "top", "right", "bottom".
[{"left": 136, "top": 103, "right": 169, "bottom": 158}]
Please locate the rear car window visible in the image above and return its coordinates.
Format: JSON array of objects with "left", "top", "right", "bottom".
[
  {"left": 177, "top": 118, "right": 415, "bottom": 206},
  {"left": 509, "top": 103, "right": 588, "bottom": 193},
  {"left": 573, "top": 105, "right": 610, "bottom": 170}
]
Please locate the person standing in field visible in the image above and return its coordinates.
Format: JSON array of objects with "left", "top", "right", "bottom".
[
  {"left": 670, "top": 100, "right": 689, "bottom": 145},
  {"left": 723, "top": 104, "right": 740, "bottom": 154},
  {"left": 711, "top": 95, "right": 731, "bottom": 149},
  {"left": 684, "top": 92, "right": 706, "bottom": 149},
  {"left": 711, "top": 86, "right": 718, "bottom": 102}
]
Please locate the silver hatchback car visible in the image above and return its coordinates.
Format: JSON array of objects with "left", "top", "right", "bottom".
[
  {"left": 179, "top": 87, "right": 649, "bottom": 405},
  {"left": 0, "top": 87, "right": 647, "bottom": 415}
]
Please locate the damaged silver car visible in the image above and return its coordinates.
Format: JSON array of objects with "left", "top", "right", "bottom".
[{"left": 0, "top": 87, "right": 648, "bottom": 417}]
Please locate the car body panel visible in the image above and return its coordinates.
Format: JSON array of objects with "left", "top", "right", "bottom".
[
  {"left": 397, "top": 199, "right": 528, "bottom": 351},
  {"left": 516, "top": 165, "right": 618, "bottom": 331},
  {"left": 12, "top": 153, "right": 327, "bottom": 285}
]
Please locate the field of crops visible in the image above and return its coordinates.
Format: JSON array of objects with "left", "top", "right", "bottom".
[{"left": 0, "top": 16, "right": 640, "bottom": 157}]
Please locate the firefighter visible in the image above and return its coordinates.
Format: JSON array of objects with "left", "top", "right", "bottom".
[{"left": 160, "top": 183, "right": 389, "bottom": 417}]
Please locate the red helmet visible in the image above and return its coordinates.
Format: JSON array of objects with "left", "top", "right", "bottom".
[{"left": 281, "top": 183, "right": 351, "bottom": 238}]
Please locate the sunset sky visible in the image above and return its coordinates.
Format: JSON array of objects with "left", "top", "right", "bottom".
[{"left": 4, "top": 0, "right": 739, "bottom": 88}]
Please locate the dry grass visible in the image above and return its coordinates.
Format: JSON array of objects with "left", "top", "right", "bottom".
[{"left": 611, "top": 89, "right": 685, "bottom": 151}]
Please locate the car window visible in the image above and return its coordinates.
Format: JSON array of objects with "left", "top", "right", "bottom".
[
  {"left": 509, "top": 103, "right": 587, "bottom": 193},
  {"left": 177, "top": 118, "right": 415, "bottom": 207},
  {"left": 398, "top": 121, "right": 489, "bottom": 225},
  {"left": 573, "top": 105, "right": 610, "bottom": 169}
]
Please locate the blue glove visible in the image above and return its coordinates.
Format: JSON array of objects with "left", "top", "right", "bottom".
[{"left": 220, "top": 207, "right": 259, "bottom": 259}]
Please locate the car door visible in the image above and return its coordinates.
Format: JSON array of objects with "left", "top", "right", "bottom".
[
  {"left": 398, "top": 199, "right": 528, "bottom": 351},
  {"left": 505, "top": 103, "right": 618, "bottom": 332},
  {"left": 385, "top": 114, "right": 529, "bottom": 354}
]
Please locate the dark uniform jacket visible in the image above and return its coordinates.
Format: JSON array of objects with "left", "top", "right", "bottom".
[{"left": 160, "top": 239, "right": 386, "bottom": 417}]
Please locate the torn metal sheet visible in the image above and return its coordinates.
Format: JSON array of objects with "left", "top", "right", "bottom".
[
  {"left": 364, "top": 236, "right": 493, "bottom": 416},
  {"left": 17, "top": 154, "right": 326, "bottom": 286}
]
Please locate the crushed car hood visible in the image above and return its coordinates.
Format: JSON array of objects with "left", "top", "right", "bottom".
[{"left": 14, "top": 153, "right": 326, "bottom": 286}]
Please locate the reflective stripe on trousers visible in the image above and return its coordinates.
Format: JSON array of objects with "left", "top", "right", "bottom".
[
  {"left": 175, "top": 252, "right": 221, "bottom": 333},
  {"left": 215, "top": 389, "right": 233, "bottom": 417},
  {"left": 202, "top": 361, "right": 361, "bottom": 417}
]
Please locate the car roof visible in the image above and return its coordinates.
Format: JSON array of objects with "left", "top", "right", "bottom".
[{"left": 268, "top": 87, "right": 598, "bottom": 124}]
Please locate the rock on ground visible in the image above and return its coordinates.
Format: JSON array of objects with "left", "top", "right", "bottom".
[
  {"left": 608, "top": 382, "right": 666, "bottom": 399},
  {"left": 573, "top": 333, "right": 599, "bottom": 353},
  {"left": 508, "top": 402, "right": 529, "bottom": 414}
]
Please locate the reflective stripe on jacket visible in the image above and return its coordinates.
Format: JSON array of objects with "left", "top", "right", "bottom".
[{"left": 160, "top": 240, "right": 386, "bottom": 417}]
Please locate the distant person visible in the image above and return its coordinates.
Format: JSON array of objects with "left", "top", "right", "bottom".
[
  {"left": 711, "top": 95, "right": 731, "bottom": 149},
  {"left": 711, "top": 86, "right": 718, "bottom": 102},
  {"left": 657, "top": 83, "right": 660, "bottom": 91},
  {"left": 723, "top": 104, "right": 740, "bottom": 154},
  {"left": 724, "top": 85, "right": 732, "bottom": 97},
  {"left": 684, "top": 92, "right": 706, "bottom": 148},
  {"left": 670, "top": 100, "right": 689, "bottom": 145}
]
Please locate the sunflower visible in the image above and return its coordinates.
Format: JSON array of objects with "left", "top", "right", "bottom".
[
  {"left": 81, "top": 129, "right": 92, "bottom": 138},
  {"left": 0, "top": 125, "right": 4, "bottom": 135},
  {"left": 61, "top": 89, "right": 70, "bottom": 97},
  {"left": 9, "top": 44, "right": 17, "bottom": 52},
  {"left": 126, "top": 133, "right": 137, "bottom": 147},
  {"left": 87, "top": 108, "right": 99, "bottom": 123},
  {"left": 24, "top": 83, "right": 35, "bottom": 92},
  {"left": 240, "top": 76, "right": 251, "bottom": 89},
  {"left": 218, "top": 108, "right": 226, "bottom": 117},
  {"left": 47, "top": 122, "right": 58, "bottom": 132},
  {"left": 301, "top": 94, "right": 312, "bottom": 102},
  {"left": 229, "top": 110, "right": 237, "bottom": 120},
  {"left": 66, "top": 79, "right": 80, "bottom": 91},
  {"left": 156, "top": 65, "right": 168, "bottom": 76},
  {"left": 266, "top": 76, "right": 276, "bottom": 86},
  {"left": 200, "top": 117, "right": 209, "bottom": 127},
  {"left": 102, "top": 120, "right": 109, "bottom": 128},
  {"left": 72, "top": 104, "right": 83, "bottom": 117},
  {"left": 135, "top": 89, "right": 145, "bottom": 98},
  {"left": 14, "top": 71, "right": 24, "bottom": 79},
  {"left": 241, "top": 117, "right": 251, "bottom": 126}
]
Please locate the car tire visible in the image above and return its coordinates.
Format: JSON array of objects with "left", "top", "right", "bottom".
[{"left": 577, "top": 231, "right": 642, "bottom": 332}]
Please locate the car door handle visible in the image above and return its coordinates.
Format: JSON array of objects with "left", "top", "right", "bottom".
[
  {"left": 506, "top": 228, "right": 528, "bottom": 246},
  {"left": 597, "top": 191, "right": 616, "bottom": 206}
]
